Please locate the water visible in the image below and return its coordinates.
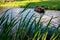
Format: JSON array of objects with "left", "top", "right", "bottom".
[{"left": 0, "top": 8, "right": 60, "bottom": 28}]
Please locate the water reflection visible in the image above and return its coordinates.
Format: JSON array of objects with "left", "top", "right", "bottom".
[{"left": 1, "top": 8, "right": 60, "bottom": 28}]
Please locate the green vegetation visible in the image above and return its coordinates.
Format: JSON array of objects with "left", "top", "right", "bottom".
[
  {"left": 0, "top": 4, "right": 60, "bottom": 40},
  {"left": 0, "top": 1, "right": 60, "bottom": 10},
  {"left": 22, "top": 1, "right": 60, "bottom": 10}
]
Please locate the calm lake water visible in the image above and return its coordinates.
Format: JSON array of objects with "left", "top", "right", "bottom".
[{"left": 0, "top": 8, "right": 60, "bottom": 28}]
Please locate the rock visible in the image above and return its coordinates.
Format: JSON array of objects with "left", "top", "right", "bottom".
[{"left": 34, "top": 6, "right": 45, "bottom": 13}]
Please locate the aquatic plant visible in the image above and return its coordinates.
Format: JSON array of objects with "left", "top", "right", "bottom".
[{"left": 0, "top": 4, "right": 60, "bottom": 40}]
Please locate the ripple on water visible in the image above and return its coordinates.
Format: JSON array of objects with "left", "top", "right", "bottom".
[{"left": 0, "top": 8, "right": 60, "bottom": 28}]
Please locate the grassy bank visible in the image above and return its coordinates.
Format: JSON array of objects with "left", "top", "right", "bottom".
[
  {"left": 0, "top": 1, "right": 60, "bottom": 10},
  {"left": 22, "top": 1, "right": 60, "bottom": 10}
]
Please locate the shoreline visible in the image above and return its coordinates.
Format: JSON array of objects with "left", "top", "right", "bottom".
[{"left": 0, "top": 1, "right": 60, "bottom": 10}]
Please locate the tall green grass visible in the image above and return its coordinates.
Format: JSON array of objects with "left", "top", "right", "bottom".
[{"left": 0, "top": 4, "right": 60, "bottom": 40}]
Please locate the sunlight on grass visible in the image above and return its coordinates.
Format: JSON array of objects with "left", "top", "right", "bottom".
[{"left": 0, "top": 1, "right": 41, "bottom": 7}]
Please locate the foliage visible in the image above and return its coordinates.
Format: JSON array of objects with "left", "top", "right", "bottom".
[
  {"left": 22, "top": 1, "right": 60, "bottom": 10},
  {"left": 0, "top": 4, "right": 60, "bottom": 40},
  {"left": 0, "top": 0, "right": 60, "bottom": 10}
]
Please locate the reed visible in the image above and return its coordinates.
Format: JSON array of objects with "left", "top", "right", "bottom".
[{"left": 0, "top": 4, "right": 60, "bottom": 40}]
